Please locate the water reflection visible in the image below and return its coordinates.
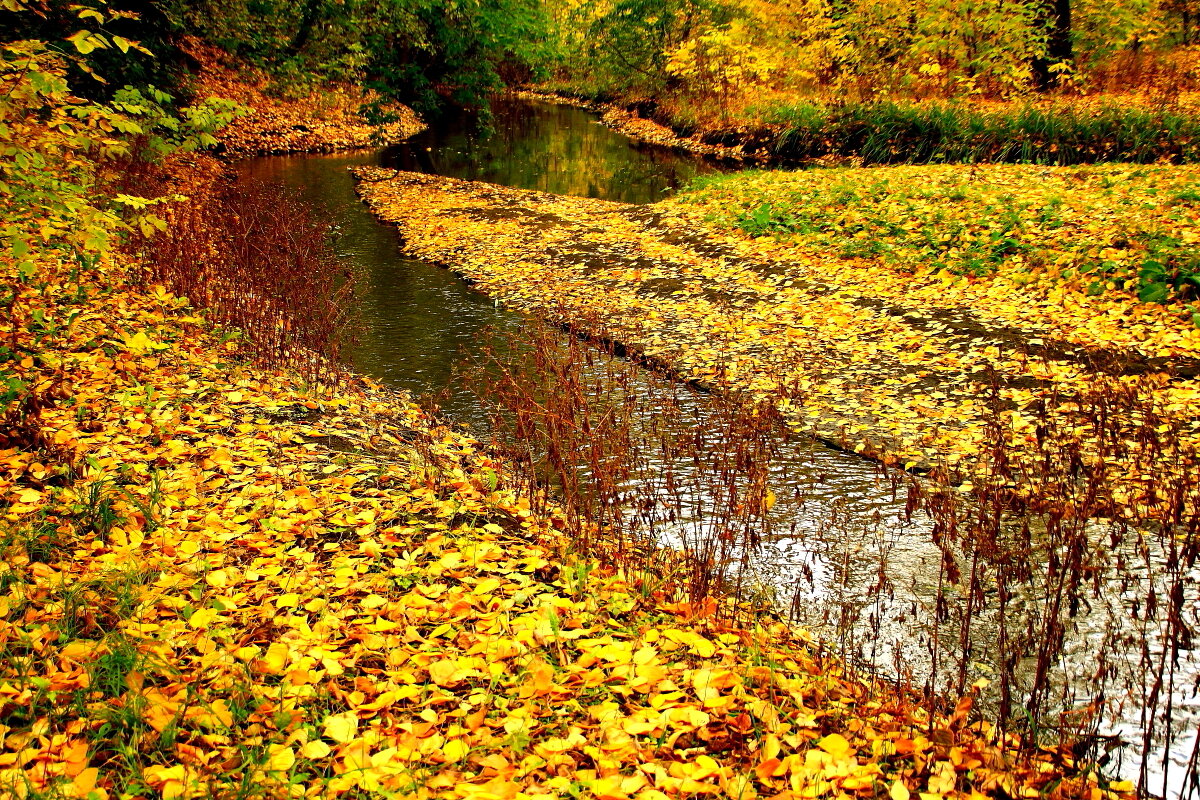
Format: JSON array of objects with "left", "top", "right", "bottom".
[
  {"left": 380, "top": 97, "right": 719, "bottom": 203},
  {"left": 239, "top": 149, "right": 516, "bottom": 423}
]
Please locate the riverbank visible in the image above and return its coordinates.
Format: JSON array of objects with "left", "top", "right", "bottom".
[
  {"left": 352, "top": 166, "right": 1200, "bottom": 519},
  {"left": 185, "top": 39, "right": 425, "bottom": 156},
  {"left": 524, "top": 86, "right": 1200, "bottom": 166}
]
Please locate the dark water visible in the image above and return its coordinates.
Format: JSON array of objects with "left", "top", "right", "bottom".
[
  {"left": 241, "top": 98, "right": 717, "bottom": 417},
  {"left": 380, "top": 96, "right": 715, "bottom": 203},
  {"left": 240, "top": 99, "right": 1197, "bottom": 797},
  {"left": 242, "top": 146, "right": 504, "bottom": 422}
]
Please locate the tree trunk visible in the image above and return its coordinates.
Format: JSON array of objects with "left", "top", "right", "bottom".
[
  {"left": 286, "top": 0, "right": 325, "bottom": 59},
  {"left": 1032, "top": 0, "right": 1073, "bottom": 91}
]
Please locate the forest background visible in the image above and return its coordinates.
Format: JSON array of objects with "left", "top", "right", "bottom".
[{"left": 5, "top": 0, "right": 1198, "bottom": 123}]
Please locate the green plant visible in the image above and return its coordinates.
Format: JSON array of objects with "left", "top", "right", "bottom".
[{"left": 1136, "top": 234, "right": 1200, "bottom": 303}]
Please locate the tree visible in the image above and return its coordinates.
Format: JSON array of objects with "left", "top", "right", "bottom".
[
  {"left": 587, "top": 0, "right": 732, "bottom": 93},
  {"left": 1032, "top": 0, "right": 1074, "bottom": 89}
]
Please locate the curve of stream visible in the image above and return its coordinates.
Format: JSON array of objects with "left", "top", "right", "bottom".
[{"left": 239, "top": 97, "right": 1199, "bottom": 798}]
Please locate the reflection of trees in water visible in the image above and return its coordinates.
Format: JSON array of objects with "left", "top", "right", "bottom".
[{"left": 380, "top": 98, "right": 720, "bottom": 203}]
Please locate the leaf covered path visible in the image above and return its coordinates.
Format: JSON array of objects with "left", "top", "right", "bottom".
[{"left": 353, "top": 168, "right": 1200, "bottom": 513}]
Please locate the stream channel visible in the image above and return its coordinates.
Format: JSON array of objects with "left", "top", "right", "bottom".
[{"left": 239, "top": 97, "right": 1199, "bottom": 797}]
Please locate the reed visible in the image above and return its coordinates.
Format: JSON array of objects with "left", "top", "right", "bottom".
[
  {"left": 470, "top": 312, "right": 1200, "bottom": 795},
  {"left": 131, "top": 179, "right": 361, "bottom": 385},
  {"left": 472, "top": 314, "right": 784, "bottom": 610}
]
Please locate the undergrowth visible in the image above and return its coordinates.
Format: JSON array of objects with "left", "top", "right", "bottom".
[{"left": 757, "top": 100, "right": 1200, "bottom": 165}]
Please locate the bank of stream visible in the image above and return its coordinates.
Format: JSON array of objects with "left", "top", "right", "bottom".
[{"left": 239, "top": 97, "right": 1199, "bottom": 798}]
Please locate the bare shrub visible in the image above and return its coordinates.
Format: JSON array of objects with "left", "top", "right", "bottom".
[{"left": 133, "top": 179, "right": 360, "bottom": 384}]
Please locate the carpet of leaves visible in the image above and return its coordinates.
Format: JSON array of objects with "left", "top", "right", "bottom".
[
  {"left": 676, "top": 164, "right": 1200, "bottom": 308},
  {"left": 352, "top": 167, "right": 1200, "bottom": 514},
  {"left": 184, "top": 39, "right": 424, "bottom": 157},
  {"left": 0, "top": 251, "right": 1131, "bottom": 799}
]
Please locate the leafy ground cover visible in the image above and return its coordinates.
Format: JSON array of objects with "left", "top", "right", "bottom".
[
  {"left": 677, "top": 164, "right": 1200, "bottom": 308},
  {"left": 352, "top": 168, "right": 1200, "bottom": 517},
  {"left": 0, "top": 41, "right": 1132, "bottom": 800},
  {"left": 1, "top": 154, "right": 1123, "bottom": 800}
]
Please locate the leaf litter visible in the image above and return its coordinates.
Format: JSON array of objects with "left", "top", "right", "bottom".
[
  {"left": 352, "top": 166, "right": 1200, "bottom": 518},
  {"left": 0, "top": 188, "right": 1131, "bottom": 800},
  {"left": 0, "top": 68, "right": 1140, "bottom": 796}
]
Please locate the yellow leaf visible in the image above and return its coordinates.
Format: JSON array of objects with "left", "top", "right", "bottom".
[
  {"left": 300, "top": 740, "right": 332, "bottom": 759},
  {"left": 266, "top": 744, "right": 295, "bottom": 772},
  {"left": 323, "top": 711, "right": 358, "bottom": 744},
  {"left": 429, "top": 659, "right": 463, "bottom": 686},
  {"left": 15, "top": 487, "right": 43, "bottom": 504},
  {"left": 71, "top": 767, "right": 99, "bottom": 796},
  {"left": 442, "top": 738, "right": 469, "bottom": 762},
  {"left": 260, "top": 642, "right": 289, "bottom": 674},
  {"left": 817, "top": 733, "right": 853, "bottom": 759},
  {"left": 891, "top": 781, "right": 911, "bottom": 800},
  {"left": 122, "top": 330, "right": 166, "bottom": 355},
  {"left": 188, "top": 607, "right": 216, "bottom": 629}
]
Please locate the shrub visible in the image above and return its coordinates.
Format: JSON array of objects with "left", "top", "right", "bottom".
[{"left": 134, "top": 179, "right": 360, "bottom": 383}]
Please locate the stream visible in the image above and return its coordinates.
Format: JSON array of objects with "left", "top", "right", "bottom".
[{"left": 239, "top": 96, "right": 1200, "bottom": 798}]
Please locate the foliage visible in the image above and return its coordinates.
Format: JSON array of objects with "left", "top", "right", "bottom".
[
  {"left": 664, "top": 20, "right": 773, "bottom": 117},
  {"left": 681, "top": 164, "right": 1200, "bottom": 306},
  {"left": 166, "top": 0, "right": 556, "bottom": 112},
  {"left": 0, "top": 0, "right": 191, "bottom": 98},
  {"left": 758, "top": 97, "right": 1200, "bottom": 164},
  {"left": 546, "top": 0, "right": 1200, "bottom": 118},
  {"left": 363, "top": 0, "right": 556, "bottom": 111},
  {"left": 0, "top": 21, "right": 239, "bottom": 279},
  {"left": 582, "top": 0, "right": 733, "bottom": 93}
]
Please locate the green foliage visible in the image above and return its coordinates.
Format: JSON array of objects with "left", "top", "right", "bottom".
[
  {"left": 364, "top": 0, "right": 556, "bottom": 112},
  {"left": 0, "top": 0, "right": 191, "bottom": 98},
  {"left": 0, "top": 40, "right": 241, "bottom": 277},
  {"left": 168, "top": 0, "right": 556, "bottom": 112},
  {"left": 1137, "top": 233, "right": 1200, "bottom": 304},
  {"left": 762, "top": 99, "right": 1200, "bottom": 165}
]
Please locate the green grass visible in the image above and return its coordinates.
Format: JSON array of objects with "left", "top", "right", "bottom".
[{"left": 757, "top": 100, "right": 1200, "bottom": 165}]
